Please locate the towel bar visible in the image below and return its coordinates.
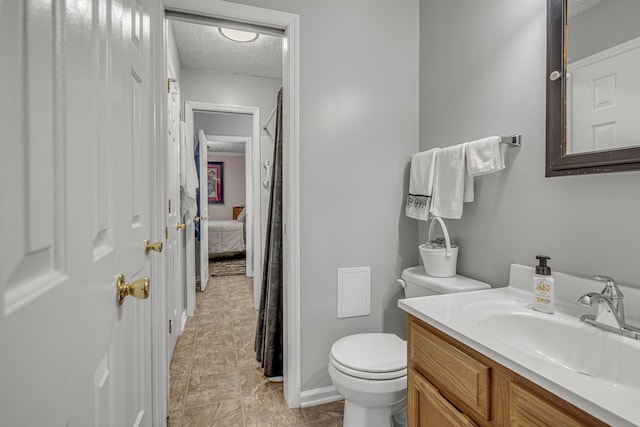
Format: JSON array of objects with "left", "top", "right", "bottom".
[
  {"left": 409, "top": 135, "right": 522, "bottom": 160},
  {"left": 499, "top": 134, "right": 522, "bottom": 147}
]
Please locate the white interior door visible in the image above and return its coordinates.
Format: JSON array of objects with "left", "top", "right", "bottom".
[
  {"left": 198, "top": 130, "right": 210, "bottom": 291},
  {"left": 183, "top": 102, "right": 197, "bottom": 314},
  {"left": 0, "top": 0, "right": 154, "bottom": 425},
  {"left": 166, "top": 68, "right": 182, "bottom": 359},
  {"left": 569, "top": 38, "right": 640, "bottom": 153}
]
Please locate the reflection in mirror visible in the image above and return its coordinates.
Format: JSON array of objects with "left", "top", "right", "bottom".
[
  {"left": 566, "top": 0, "right": 640, "bottom": 154},
  {"left": 546, "top": 0, "right": 640, "bottom": 176}
]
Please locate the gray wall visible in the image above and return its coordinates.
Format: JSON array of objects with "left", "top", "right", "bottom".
[
  {"left": 419, "top": 1, "right": 640, "bottom": 291},
  {"left": 227, "top": 0, "right": 420, "bottom": 392},
  {"left": 194, "top": 112, "right": 252, "bottom": 137},
  {"left": 181, "top": 68, "right": 282, "bottom": 137},
  {"left": 568, "top": 0, "right": 640, "bottom": 62}
]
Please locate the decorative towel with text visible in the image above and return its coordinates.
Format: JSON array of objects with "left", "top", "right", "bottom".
[{"left": 405, "top": 194, "right": 431, "bottom": 221}]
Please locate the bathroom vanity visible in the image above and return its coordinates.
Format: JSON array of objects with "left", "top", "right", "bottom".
[
  {"left": 399, "top": 264, "right": 640, "bottom": 427},
  {"left": 407, "top": 315, "right": 605, "bottom": 426}
]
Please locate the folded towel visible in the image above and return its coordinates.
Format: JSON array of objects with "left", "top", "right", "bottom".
[
  {"left": 406, "top": 148, "right": 439, "bottom": 220},
  {"left": 465, "top": 136, "right": 506, "bottom": 177},
  {"left": 430, "top": 144, "right": 469, "bottom": 219}
]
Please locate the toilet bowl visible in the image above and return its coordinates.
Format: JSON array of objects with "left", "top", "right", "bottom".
[
  {"left": 329, "top": 333, "right": 407, "bottom": 427},
  {"left": 328, "top": 267, "right": 491, "bottom": 427}
]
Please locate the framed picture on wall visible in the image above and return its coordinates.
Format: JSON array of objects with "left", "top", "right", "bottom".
[{"left": 207, "top": 161, "right": 224, "bottom": 204}]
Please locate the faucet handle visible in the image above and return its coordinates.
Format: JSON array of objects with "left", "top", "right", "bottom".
[{"left": 592, "top": 275, "right": 624, "bottom": 299}]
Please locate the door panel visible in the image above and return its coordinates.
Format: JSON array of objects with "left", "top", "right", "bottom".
[
  {"left": 183, "top": 103, "right": 197, "bottom": 313},
  {"left": 0, "top": 0, "right": 153, "bottom": 425},
  {"left": 569, "top": 39, "right": 640, "bottom": 153},
  {"left": 198, "top": 130, "right": 210, "bottom": 291},
  {"left": 167, "top": 68, "right": 182, "bottom": 358}
]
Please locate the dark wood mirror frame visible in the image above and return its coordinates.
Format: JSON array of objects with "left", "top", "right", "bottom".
[{"left": 546, "top": 0, "right": 640, "bottom": 177}]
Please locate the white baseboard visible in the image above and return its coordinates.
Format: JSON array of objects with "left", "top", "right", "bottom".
[{"left": 299, "top": 386, "right": 343, "bottom": 408}]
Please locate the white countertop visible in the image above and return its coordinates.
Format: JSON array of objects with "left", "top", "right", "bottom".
[{"left": 398, "top": 264, "right": 640, "bottom": 427}]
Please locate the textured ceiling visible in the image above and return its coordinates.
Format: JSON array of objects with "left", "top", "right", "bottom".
[
  {"left": 568, "top": 0, "right": 601, "bottom": 17},
  {"left": 206, "top": 137, "right": 246, "bottom": 154},
  {"left": 171, "top": 20, "right": 283, "bottom": 79}
]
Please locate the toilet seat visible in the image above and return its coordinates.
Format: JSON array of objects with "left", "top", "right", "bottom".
[
  {"left": 330, "top": 354, "right": 406, "bottom": 380},
  {"left": 330, "top": 333, "right": 407, "bottom": 380}
]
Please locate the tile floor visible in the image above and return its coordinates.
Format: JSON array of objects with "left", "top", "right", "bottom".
[{"left": 168, "top": 272, "right": 344, "bottom": 427}]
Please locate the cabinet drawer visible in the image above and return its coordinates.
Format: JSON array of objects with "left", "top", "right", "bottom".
[
  {"left": 409, "top": 319, "right": 491, "bottom": 420},
  {"left": 509, "top": 382, "right": 601, "bottom": 427},
  {"left": 409, "top": 369, "right": 477, "bottom": 427}
]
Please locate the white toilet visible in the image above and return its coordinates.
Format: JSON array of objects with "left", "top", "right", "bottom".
[{"left": 328, "top": 266, "right": 491, "bottom": 427}]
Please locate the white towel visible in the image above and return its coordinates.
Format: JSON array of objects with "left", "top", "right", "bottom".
[
  {"left": 406, "top": 148, "right": 439, "bottom": 220},
  {"left": 430, "top": 144, "right": 472, "bottom": 219},
  {"left": 180, "top": 122, "right": 199, "bottom": 222},
  {"left": 465, "top": 136, "right": 507, "bottom": 177}
]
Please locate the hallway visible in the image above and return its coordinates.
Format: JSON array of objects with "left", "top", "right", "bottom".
[{"left": 168, "top": 272, "right": 344, "bottom": 426}]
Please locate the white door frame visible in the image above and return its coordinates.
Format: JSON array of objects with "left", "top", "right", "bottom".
[
  {"left": 160, "top": 0, "right": 301, "bottom": 408},
  {"left": 189, "top": 104, "right": 260, "bottom": 293},
  {"left": 205, "top": 133, "right": 256, "bottom": 280}
]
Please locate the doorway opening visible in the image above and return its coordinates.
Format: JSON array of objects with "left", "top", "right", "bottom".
[{"left": 160, "top": 1, "right": 301, "bottom": 410}]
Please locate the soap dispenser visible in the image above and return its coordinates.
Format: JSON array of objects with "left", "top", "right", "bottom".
[{"left": 533, "top": 255, "right": 554, "bottom": 314}]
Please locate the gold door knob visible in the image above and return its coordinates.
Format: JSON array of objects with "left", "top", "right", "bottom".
[
  {"left": 116, "top": 274, "right": 150, "bottom": 306},
  {"left": 145, "top": 240, "right": 163, "bottom": 255},
  {"left": 194, "top": 216, "right": 201, "bottom": 222},
  {"left": 176, "top": 223, "right": 186, "bottom": 230}
]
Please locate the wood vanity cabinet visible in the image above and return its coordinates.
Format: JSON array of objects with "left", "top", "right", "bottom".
[{"left": 407, "top": 315, "right": 608, "bottom": 427}]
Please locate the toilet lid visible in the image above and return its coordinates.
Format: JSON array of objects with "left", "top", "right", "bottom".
[{"left": 330, "top": 333, "right": 406, "bottom": 374}]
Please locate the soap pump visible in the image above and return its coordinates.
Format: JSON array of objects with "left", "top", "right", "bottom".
[{"left": 533, "top": 255, "right": 554, "bottom": 314}]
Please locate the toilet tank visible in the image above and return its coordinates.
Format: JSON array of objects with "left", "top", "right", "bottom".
[{"left": 400, "top": 266, "right": 491, "bottom": 298}]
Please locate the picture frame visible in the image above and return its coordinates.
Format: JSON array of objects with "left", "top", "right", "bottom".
[{"left": 207, "top": 161, "right": 224, "bottom": 204}]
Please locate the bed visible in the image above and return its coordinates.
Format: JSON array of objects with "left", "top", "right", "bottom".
[{"left": 207, "top": 220, "right": 245, "bottom": 255}]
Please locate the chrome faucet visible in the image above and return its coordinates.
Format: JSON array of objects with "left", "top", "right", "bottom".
[{"left": 578, "top": 275, "right": 640, "bottom": 340}]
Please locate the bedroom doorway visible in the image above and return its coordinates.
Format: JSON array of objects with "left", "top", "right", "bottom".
[{"left": 184, "top": 101, "right": 263, "bottom": 308}]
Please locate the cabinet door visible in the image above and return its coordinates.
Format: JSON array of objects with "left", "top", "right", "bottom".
[
  {"left": 410, "top": 318, "right": 491, "bottom": 419},
  {"left": 510, "top": 382, "right": 593, "bottom": 427},
  {"left": 408, "top": 369, "right": 478, "bottom": 427}
]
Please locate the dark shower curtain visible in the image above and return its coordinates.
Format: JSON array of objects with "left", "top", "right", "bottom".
[{"left": 255, "top": 88, "right": 284, "bottom": 378}]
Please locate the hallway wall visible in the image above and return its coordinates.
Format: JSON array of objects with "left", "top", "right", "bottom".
[{"left": 226, "top": 0, "right": 421, "bottom": 393}]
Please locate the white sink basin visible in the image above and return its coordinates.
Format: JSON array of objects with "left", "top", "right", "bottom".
[
  {"left": 399, "top": 264, "right": 640, "bottom": 427},
  {"left": 479, "top": 311, "right": 640, "bottom": 388}
]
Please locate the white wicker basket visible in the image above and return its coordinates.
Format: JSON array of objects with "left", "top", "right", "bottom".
[{"left": 419, "top": 217, "right": 458, "bottom": 278}]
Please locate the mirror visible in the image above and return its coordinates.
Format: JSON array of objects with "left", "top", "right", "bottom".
[{"left": 546, "top": 0, "right": 640, "bottom": 176}]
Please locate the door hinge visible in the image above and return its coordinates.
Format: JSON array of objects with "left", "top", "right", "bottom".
[
  {"left": 165, "top": 227, "right": 168, "bottom": 240},
  {"left": 169, "top": 319, "right": 173, "bottom": 334},
  {"left": 168, "top": 198, "right": 172, "bottom": 214}
]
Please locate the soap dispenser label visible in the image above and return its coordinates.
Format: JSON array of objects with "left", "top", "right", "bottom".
[{"left": 533, "top": 276, "right": 554, "bottom": 313}]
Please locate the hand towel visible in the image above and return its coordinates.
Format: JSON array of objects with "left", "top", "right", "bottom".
[
  {"left": 405, "top": 148, "right": 439, "bottom": 220},
  {"left": 465, "top": 136, "right": 506, "bottom": 177},
  {"left": 430, "top": 144, "right": 469, "bottom": 219},
  {"left": 180, "top": 122, "right": 200, "bottom": 222}
]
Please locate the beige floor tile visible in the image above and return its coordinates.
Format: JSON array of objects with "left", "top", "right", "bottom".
[
  {"left": 243, "top": 391, "right": 306, "bottom": 427},
  {"left": 169, "top": 358, "right": 191, "bottom": 380},
  {"left": 185, "top": 371, "right": 240, "bottom": 408},
  {"left": 168, "top": 409, "right": 183, "bottom": 427},
  {"left": 307, "top": 417, "right": 343, "bottom": 426},
  {"left": 238, "top": 366, "right": 283, "bottom": 397},
  {"left": 183, "top": 315, "right": 200, "bottom": 331},
  {"left": 303, "top": 400, "right": 345, "bottom": 424},
  {"left": 169, "top": 376, "right": 188, "bottom": 409},
  {"left": 171, "top": 268, "right": 299, "bottom": 426},
  {"left": 181, "top": 399, "right": 244, "bottom": 427}
]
